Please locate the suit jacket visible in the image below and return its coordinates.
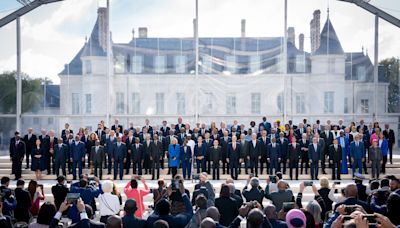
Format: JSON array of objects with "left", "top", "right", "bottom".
[
  {"left": 308, "top": 143, "right": 322, "bottom": 161},
  {"left": 242, "top": 186, "right": 264, "bottom": 205},
  {"left": 267, "top": 143, "right": 280, "bottom": 160},
  {"left": 70, "top": 142, "right": 85, "bottom": 161},
  {"left": 9, "top": 138, "right": 26, "bottom": 161},
  {"left": 277, "top": 138, "right": 289, "bottom": 159},
  {"left": 50, "top": 217, "right": 105, "bottom": 228},
  {"left": 215, "top": 196, "right": 238, "bottom": 227},
  {"left": 111, "top": 124, "right": 123, "bottom": 134},
  {"left": 168, "top": 144, "right": 180, "bottom": 167},
  {"left": 369, "top": 147, "right": 382, "bottom": 162},
  {"left": 113, "top": 143, "right": 127, "bottom": 161},
  {"left": 329, "top": 145, "right": 342, "bottom": 162},
  {"left": 132, "top": 143, "right": 144, "bottom": 162},
  {"left": 23, "top": 133, "right": 37, "bottom": 155},
  {"left": 159, "top": 126, "right": 171, "bottom": 137},
  {"left": 180, "top": 146, "right": 192, "bottom": 162},
  {"left": 152, "top": 140, "right": 163, "bottom": 161},
  {"left": 295, "top": 128, "right": 306, "bottom": 140},
  {"left": 54, "top": 143, "right": 68, "bottom": 163},
  {"left": 350, "top": 141, "right": 365, "bottom": 160},
  {"left": 105, "top": 137, "right": 117, "bottom": 154},
  {"left": 61, "top": 129, "right": 73, "bottom": 139},
  {"left": 259, "top": 122, "right": 272, "bottom": 134},
  {"left": 51, "top": 183, "right": 69, "bottom": 210},
  {"left": 194, "top": 143, "right": 207, "bottom": 158},
  {"left": 123, "top": 214, "right": 146, "bottom": 228},
  {"left": 14, "top": 188, "right": 32, "bottom": 222},
  {"left": 258, "top": 136, "right": 269, "bottom": 158},
  {"left": 210, "top": 146, "right": 222, "bottom": 163},
  {"left": 247, "top": 140, "right": 261, "bottom": 159},
  {"left": 287, "top": 143, "right": 301, "bottom": 161},
  {"left": 219, "top": 136, "right": 231, "bottom": 159},
  {"left": 227, "top": 142, "right": 241, "bottom": 164},
  {"left": 321, "top": 130, "right": 334, "bottom": 148},
  {"left": 383, "top": 129, "right": 395, "bottom": 145},
  {"left": 95, "top": 130, "right": 105, "bottom": 141},
  {"left": 45, "top": 136, "right": 58, "bottom": 155},
  {"left": 91, "top": 146, "right": 105, "bottom": 163},
  {"left": 143, "top": 140, "right": 153, "bottom": 160}
]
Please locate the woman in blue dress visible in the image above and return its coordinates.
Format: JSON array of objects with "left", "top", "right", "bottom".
[{"left": 31, "top": 139, "right": 45, "bottom": 180}]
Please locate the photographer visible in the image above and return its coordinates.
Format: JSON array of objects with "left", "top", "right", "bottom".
[
  {"left": 51, "top": 175, "right": 69, "bottom": 211},
  {"left": 124, "top": 176, "right": 150, "bottom": 218},
  {"left": 264, "top": 178, "right": 293, "bottom": 212},
  {"left": 228, "top": 202, "right": 272, "bottom": 228},
  {"left": 98, "top": 180, "right": 121, "bottom": 224},
  {"left": 243, "top": 176, "right": 264, "bottom": 206},
  {"left": 194, "top": 173, "right": 215, "bottom": 206},
  {"left": 215, "top": 184, "right": 238, "bottom": 226},
  {"left": 0, "top": 177, "right": 16, "bottom": 217}
]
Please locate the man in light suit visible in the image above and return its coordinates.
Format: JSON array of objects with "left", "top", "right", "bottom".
[
  {"left": 54, "top": 138, "right": 68, "bottom": 177},
  {"left": 350, "top": 134, "right": 364, "bottom": 176},
  {"left": 113, "top": 137, "right": 127, "bottom": 180},
  {"left": 91, "top": 140, "right": 105, "bottom": 179},
  {"left": 308, "top": 137, "right": 322, "bottom": 180},
  {"left": 70, "top": 135, "right": 85, "bottom": 180}
]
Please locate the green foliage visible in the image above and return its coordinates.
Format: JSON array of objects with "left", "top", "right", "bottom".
[
  {"left": 0, "top": 71, "right": 44, "bottom": 114},
  {"left": 380, "top": 57, "right": 400, "bottom": 113}
]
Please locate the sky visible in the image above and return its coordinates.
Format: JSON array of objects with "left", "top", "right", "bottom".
[{"left": 0, "top": 0, "right": 399, "bottom": 84}]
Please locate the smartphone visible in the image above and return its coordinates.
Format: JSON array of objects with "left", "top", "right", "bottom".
[
  {"left": 304, "top": 181, "right": 313, "bottom": 187},
  {"left": 66, "top": 193, "right": 80, "bottom": 204},
  {"left": 282, "top": 202, "right": 295, "bottom": 212},
  {"left": 362, "top": 214, "right": 377, "bottom": 224},
  {"left": 345, "top": 205, "right": 357, "bottom": 214},
  {"left": 334, "top": 181, "right": 341, "bottom": 185},
  {"left": 342, "top": 215, "right": 353, "bottom": 221}
]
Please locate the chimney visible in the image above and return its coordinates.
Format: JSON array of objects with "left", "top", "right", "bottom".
[
  {"left": 241, "top": 19, "right": 246, "bottom": 50},
  {"left": 299, "top": 33, "right": 304, "bottom": 51},
  {"left": 310, "top": 9, "right": 321, "bottom": 53},
  {"left": 287, "top": 27, "right": 295, "bottom": 46},
  {"left": 138, "top": 27, "right": 148, "bottom": 38},
  {"left": 97, "top": 7, "right": 109, "bottom": 51}
]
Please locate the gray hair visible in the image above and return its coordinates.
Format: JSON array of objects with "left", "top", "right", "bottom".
[
  {"left": 102, "top": 180, "right": 114, "bottom": 193},
  {"left": 250, "top": 177, "right": 260, "bottom": 188},
  {"left": 306, "top": 200, "right": 322, "bottom": 223}
]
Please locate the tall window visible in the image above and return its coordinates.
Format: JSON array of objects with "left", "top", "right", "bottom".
[
  {"left": 357, "top": 66, "right": 366, "bottom": 81},
  {"left": 344, "top": 97, "right": 349, "bottom": 113},
  {"left": 175, "top": 55, "right": 186, "bottom": 73},
  {"left": 328, "top": 58, "right": 335, "bottom": 73},
  {"left": 131, "top": 92, "right": 140, "bottom": 114},
  {"left": 202, "top": 55, "right": 212, "bottom": 74},
  {"left": 296, "top": 93, "right": 305, "bottom": 114},
  {"left": 85, "top": 94, "right": 92, "bottom": 114},
  {"left": 131, "top": 56, "right": 143, "bottom": 73},
  {"left": 296, "top": 55, "right": 305, "bottom": 73},
  {"left": 249, "top": 55, "right": 261, "bottom": 73},
  {"left": 72, "top": 93, "right": 80, "bottom": 114},
  {"left": 226, "top": 93, "right": 236, "bottom": 114},
  {"left": 84, "top": 60, "right": 92, "bottom": 74},
  {"left": 203, "top": 92, "right": 213, "bottom": 114},
  {"left": 324, "top": 91, "right": 334, "bottom": 113},
  {"left": 361, "top": 99, "right": 369, "bottom": 113},
  {"left": 176, "top": 93, "right": 185, "bottom": 114},
  {"left": 251, "top": 93, "right": 261, "bottom": 114},
  {"left": 116, "top": 92, "right": 125, "bottom": 114},
  {"left": 115, "top": 55, "right": 125, "bottom": 73},
  {"left": 225, "top": 55, "right": 236, "bottom": 74},
  {"left": 156, "top": 93, "right": 164, "bottom": 114},
  {"left": 155, "top": 56, "right": 166, "bottom": 74}
]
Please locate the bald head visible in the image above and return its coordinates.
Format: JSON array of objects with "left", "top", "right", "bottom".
[
  {"left": 247, "top": 208, "right": 264, "bottom": 228},
  {"left": 264, "top": 204, "right": 277, "bottom": 219},
  {"left": 106, "top": 215, "right": 122, "bottom": 228},
  {"left": 201, "top": 217, "right": 216, "bottom": 228},
  {"left": 206, "top": 206, "right": 220, "bottom": 222},
  {"left": 344, "top": 184, "right": 358, "bottom": 198}
]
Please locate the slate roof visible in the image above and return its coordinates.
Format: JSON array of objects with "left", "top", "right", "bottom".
[{"left": 314, "top": 18, "right": 344, "bottom": 55}]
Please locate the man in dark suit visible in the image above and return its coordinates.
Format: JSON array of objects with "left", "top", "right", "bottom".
[
  {"left": 321, "top": 125, "right": 334, "bottom": 174},
  {"left": 258, "top": 130, "right": 268, "bottom": 175},
  {"left": 9, "top": 131, "right": 25, "bottom": 180},
  {"left": 159, "top": 120, "right": 171, "bottom": 137},
  {"left": 61, "top": 123, "right": 73, "bottom": 139},
  {"left": 143, "top": 134, "right": 153, "bottom": 175},
  {"left": 350, "top": 134, "right": 364, "bottom": 176},
  {"left": 132, "top": 138, "right": 144, "bottom": 175},
  {"left": 203, "top": 133, "right": 213, "bottom": 174},
  {"left": 194, "top": 136, "right": 207, "bottom": 173},
  {"left": 329, "top": 139, "right": 342, "bottom": 180},
  {"left": 174, "top": 117, "right": 184, "bottom": 133},
  {"left": 357, "top": 119, "right": 368, "bottom": 133},
  {"left": 54, "top": 138, "right": 68, "bottom": 177},
  {"left": 65, "top": 134, "right": 75, "bottom": 174},
  {"left": 259, "top": 116, "right": 271, "bottom": 134},
  {"left": 51, "top": 175, "right": 69, "bottom": 210},
  {"left": 210, "top": 140, "right": 222, "bottom": 180},
  {"left": 299, "top": 133, "right": 310, "bottom": 175},
  {"left": 105, "top": 131, "right": 117, "bottom": 175},
  {"left": 308, "top": 137, "right": 322, "bottom": 180},
  {"left": 383, "top": 123, "right": 395, "bottom": 164},
  {"left": 46, "top": 130, "right": 58, "bottom": 175},
  {"left": 247, "top": 133, "right": 261, "bottom": 176},
  {"left": 113, "top": 137, "right": 127, "bottom": 180},
  {"left": 267, "top": 138, "right": 280, "bottom": 175},
  {"left": 143, "top": 119, "right": 153, "bottom": 135},
  {"left": 315, "top": 133, "right": 326, "bottom": 174},
  {"left": 287, "top": 136, "right": 300, "bottom": 180},
  {"left": 111, "top": 119, "right": 123, "bottom": 135},
  {"left": 91, "top": 140, "right": 105, "bottom": 179},
  {"left": 219, "top": 131, "right": 231, "bottom": 175},
  {"left": 70, "top": 135, "right": 85, "bottom": 180},
  {"left": 14, "top": 179, "right": 32, "bottom": 223},
  {"left": 122, "top": 199, "right": 146, "bottom": 228},
  {"left": 295, "top": 123, "right": 306, "bottom": 140},
  {"left": 227, "top": 136, "right": 241, "bottom": 180},
  {"left": 277, "top": 132, "right": 288, "bottom": 174},
  {"left": 125, "top": 130, "right": 135, "bottom": 174},
  {"left": 95, "top": 123, "right": 105, "bottom": 142},
  {"left": 239, "top": 134, "right": 248, "bottom": 175},
  {"left": 23, "top": 128, "right": 36, "bottom": 169},
  {"left": 151, "top": 134, "right": 163, "bottom": 180}
]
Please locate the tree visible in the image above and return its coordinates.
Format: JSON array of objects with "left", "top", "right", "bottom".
[{"left": 380, "top": 57, "right": 400, "bottom": 113}]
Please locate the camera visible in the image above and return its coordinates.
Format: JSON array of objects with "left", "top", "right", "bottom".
[
  {"left": 345, "top": 205, "right": 357, "bottom": 214},
  {"left": 269, "top": 175, "right": 277, "bottom": 184},
  {"left": 363, "top": 214, "right": 377, "bottom": 224},
  {"left": 66, "top": 193, "right": 80, "bottom": 204},
  {"left": 282, "top": 202, "right": 295, "bottom": 212}
]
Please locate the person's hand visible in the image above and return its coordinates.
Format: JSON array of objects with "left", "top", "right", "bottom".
[
  {"left": 375, "top": 213, "right": 396, "bottom": 228},
  {"left": 94, "top": 176, "right": 100, "bottom": 183},
  {"left": 331, "top": 215, "right": 344, "bottom": 228},
  {"left": 238, "top": 205, "right": 250, "bottom": 217},
  {"left": 76, "top": 198, "right": 85, "bottom": 213},
  {"left": 336, "top": 205, "right": 346, "bottom": 215},
  {"left": 299, "top": 182, "right": 305, "bottom": 193},
  {"left": 311, "top": 184, "right": 319, "bottom": 195},
  {"left": 178, "top": 182, "right": 185, "bottom": 195},
  {"left": 354, "top": 213, "right": 368, "bottom": 228},
  {"left": 124, "top": 158, "right": 126, "bottom": 163},
  {"left": 167, "top": 186, "right": 172, "bottom": 196},
  {"left": 58, "top": 200, "right": 70, "bottom": 213}
]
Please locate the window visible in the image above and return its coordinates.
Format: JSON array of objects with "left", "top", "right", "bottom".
[
  {"left": 203, "top": 92, "right": 213, "bottom": 114},
  {"left": 324, "top": 91, "right": 334, "bottom": 113},
  {"left": 131, "top": 56, "right": 143, "bottom": 73},
  {"left": 328, "top": 58, "right": 335, "bottom": 73},
  {"left": 84, "top": 60, "right": 92, "bottom": 74},
  {"left": 85, "top": 94, "right": 92, "bottom": 114},
  {"left": 156, "top": 93, "right": 164, "bottom": 114},
  {"left": 115, "top": 55, "right": 125, "bottom": 73},
  {"left": 72, "top": 93, "right": 80, "bottom": 114},
  {"left": 361, "top": 99, "right": 369, "bottom": 113},
  {"left": 344, "top": 97, "right": 349, "bottom": 113},
  {"left": 202, "top": 55, "right": 212, "bottom": 74},
  {"left": 33, "top": 117, "right": 40, "bottom": 125},
  {"left": 296, "top": 55, "right": 306, "bottom": 73},
  {"left": 249, "top": 55, "right": 261, "bottom": 73},
  {"left": 225, "top": 55, "right": 236, "bottom": 74},
  {"left": 226, "top": 93, "right": 236, "bottom": 114},
  {"left": 116, "top": 92, "right": 125, "bottom": 114},
  {"left": 48, "top": 117, "right": 54, "bottom": 125},
  {"left": 277, "top": 92, "right": 284, "bottom": 114},
  {"left": 356, "top": 66, "right": 366, "bottom": 81},
  {"left": 131, "top": 92, "right": 140, "bottom": 114},
  {"left": 155, "top": 56, "right": 166, "bottom": 73},
  {"left": 175, "top": 56, "right": 186, "bottom": 73},
  {"left": 251, "top": 93, "right": 261, "bottom": 114},
  {"left": 176, "top": 93, "right": 185, "bottom": 114},
  {"left": 296, "top": 93, "right": 305, "bottom": 114}
]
